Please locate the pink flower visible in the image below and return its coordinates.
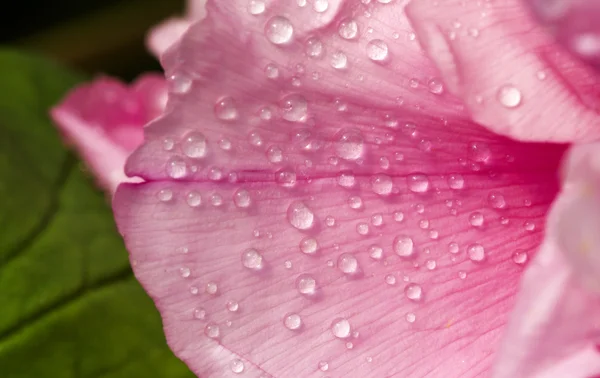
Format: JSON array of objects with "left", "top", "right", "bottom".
[
  {"left": 51, "top": 75, "right": 167, "bottom": 193},
  {"left": 51, "top": 0, "right": 597, "bottom": 376}
]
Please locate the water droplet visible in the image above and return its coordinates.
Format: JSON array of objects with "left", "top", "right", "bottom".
[
  {"left": 419, "top": 219, "right": 430, "bottom": 229},
  {"left": 275, "top": 169, "right": 297, "bottom": 188},
  {"left": 356, "top": 223, "right": 369, "bottom": 235},
  {"left": 428, "top": 78, "right": 444, "bottom": 94},
  {"left": 331, "top": 318, "right": 351, "bottom": 338},
  {"left": 265, "top": 16, "right": 294, "bottom": 44},
  {"left": 180, "top": 267, "right": 191, "bottom": 278},
  {"left": 227, "top": 300, "right": 239, "bottom": 312},
  {"left": 231, "top": 359, "right": 245, "bottom": 374},
  {"left": 210, "top": 193, "right": 223, "bottom": 207},
  {"left": 335, "top": 129, "right": 365, "bottom": 160},
  {"left": 182, "top": 132, "right": 207, "bottom": 158},
  {"left": 385, "top": 274, "right": 397, "bottom": 285},
  {"left": 287, "top": 201, "right": 315, "bottom": 230},
  {"left": 284, "top": 313, "right": 303, "bottom": 330},
  {"left": 242, "top": 248, "right": 264, "bottom": 270},
  {"left": 169, "top": 73, "right": 192, "bottom": 94},
  {"left": 497, "top": 85, "right": 522, "bottom": 108},
  {"left": 331, "top": 51, "right": 348, "bottom": 69},
  {"left": 280, "top": 93, "right": 308, "bottom": 122},
  {"left": 296, "top": 274, "right": 317, "bottom": 296},
  {"left": 447, "top": 174, "right": 465, "bottom": 190},
  {"left": 469, "top": 212, "right": 484, "bottom": 227},
  {"left": 407, "top": 173, "right": 430, "bottom": 193},
  {"left": 190, "top": 286, "right": 199, "bottom": 295},
  {"left": 524, "top": 221, "right": 535, "bottom": 231},
  {"left": 325, "top": 216, "right": 336, "bottom": 227},
  {"left": 267, "top": 146, "right": 284, "bottom": 163},
  {"left": 394, "top": 235, "right": 415, "bottom": 257},
  {"left": 366, "top": 39, "right": 389, "bottom": 62},
  {"left": 248, "top": 0, "right": 266, "bottom": 15},
  {"left": 467, "top": 243, "right": 486, "bottom": 262},
  {"left": 426, "top": 260, "right": 437, "bottom": 270},
  {"left": 338, "top": 253, "right": 359, "bottom": 274},
  {"left": 448, "top": 242, "right": 459, "bottom": 254},
  {"left": 284, "top": 260, "right": 293, "bottom": 269},
  {"left": 338, "top": 172, "right": 356, "bottom": 188},
  {"left": 348, "top": 196, "right": 363, "bottom": 209},
  {"left": 468, "top": 142, "right": 491, "bottom": 163},
  {"left": 404, "top": 283, "right": 423, "bottom": 301},
  {"left": 233, "top": 189, "right": 251, "bottom": 208},
  {"left": 305, "top": 37, "right": 324, "bottom": 58},
  {"left": 300, "top": 237, "right": 318, "bottom": 255},
  {"left": 371, "top": 213, "right": 383, "bottom": 226},
  {"left": 313, "top": 0, "right": 329, "bottom": 12},
  {"left": 185, "top": 191, "right": 202, "bottom": 207},
  {"left": 219, "top": 138, "right": 232, "bottom": 150},
  {"left": 206, "top": 281, "right": 218, "bottom": 295},
  {"left": 371, "top": 174, "right": 393, "bottom": 196},
  {"left": 394, "top": 211, "right": 405, "bottom": 222},
  {"left": 163, "top": 137, "right": 175, "bottom": 151},
  {"left": 458, "top": 271, "right": 467, "bottom": 280},
  {"left": 369, "top": 245, "right": 383, "bottom": 260},
  {"left": 215, "top": 97, "right": 239, "bottom": 121},
  {"left": 338, "top": 18, "right": 358, "bottom": 39},
  {"left": 346, "top": 341, "right": 354, "bottom": 349},
  {"left": 405, "top": 312, "right": 416, "bottom": 323},
  {"left": 265, "top": 63, "right": 280, "bottom": 79},
  {"left": 512, "top": 249, "right": 528, "bottom": 265},
  {"left": 204, "top": 323, "right": 220, "bottom": 338},
  {"left": 319, "top": 361, "right": 329, "bottom": 372},
  {"left": 157, "top": 188, "right": 173, "bottom": 202},
  {"left": 193, "top": 308, "right": 206, "bottom": 319},
  {"left": 167, "top": 157, "right": 187, "bottom": 179}
]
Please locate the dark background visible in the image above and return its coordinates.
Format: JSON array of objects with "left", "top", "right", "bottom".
[{"left": 1, "top": 0, "right": 185, "bottom": 79}]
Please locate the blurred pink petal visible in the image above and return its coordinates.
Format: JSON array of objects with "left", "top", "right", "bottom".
[
  {"left": 51, "top": 74, "right": 167, "bottom": 193},
  {"left": 406, "top": 0, "right": 600, "bottom": 143},
  {"left": 146, "top": 0, "right": 207, "bottom": 58},
  {"left": 494, "top": 143, "right": 600, "bottom": 378},
  {"left": 110, "top": 1, "right": 595, "bottom": 376}
]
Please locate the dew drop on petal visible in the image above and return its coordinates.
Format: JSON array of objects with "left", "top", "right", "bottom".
[
  {"left": 497, "top": 85, "right": 522, "bottom": 108},
  {"left": 227, "top": 300, "right": 239, "bottom": 312},
  {"left": 458, "top": 271, "right": 468, "bottom": 280},
  {"left": 336, "top": 129, "right": 365, "bottom": 160},
  {"left": 369, "top": 245, "right": 383, "bottom": 260},
  {"left": 331, "top": 318, "right": 352, "bottom": 338},
  {"left": 233, "top": 189, "right": 252, "bottom": 208},
  {"left": 468, "top": 141, "right": 491, "bottom": 163},
  {"left": 319, "top": 361, "right": 329, "bottom": 372},
  {"left": 300, "top": 237, "right": 319, "bottom": 255},
  {"left": 296, "top": 274, "right": 318, "bottom": 295},
  {"left": 407, "top": 173, "right": 430, "bottom": 193},
  {"left": 469, "top": 212, "right": 484, "bottom": 227},
  {"left": 356, "top": 223, "right": 369, "bottom": 235},
  {"left": 193, "top": 308, "right": 206, "bottom": 319},
  {"left": 426, "top": 259, "right": 437, "bottom": 270},
  {"left": 338, "top": 18, "right": 358, "bottom": 39},
  {"left": 394, "top": 235, "right": 415, "bottom": 257},
  {"left": 488, "top": 191, "right": 506, "bottom": 209},
  {"left": 447, "top": 174, "right": 465, "bottom": 190},
  {"left": 180, "top": 267, "right": 191, "bottom": 278},
  {"left": 385, "top": 274, "right": 397, "bottom": 285},
  {"left": 338, "top": 172, "right": 356, "bottom": 188},
  {"left": 248, "top": 0, "right": 266, "bottom": 15},
  {"left": 467, "top": 243, "right": 486, "bottom": 262},
  {"left": 210, "top": 194, "right": 223, "bottom": 207},
  {"left": 313, "top": 0, "right": 329, "bottom": 12},
  {"left": 267, "top": 146, "right": 284, "bottom": 163},
  {"left": 331, "top": 51, "right": 348, "bottom": 69},
  {"left": 157, "top": 189, "right": 173, "bottom": 202},
  {"left": 284, "top": 313, "right": 303, "bottom": 330},
  {"left": 348, "top": 196, "right": 363, "bottom": 209},
  {"left": 214, "top": 97, "right": 239, "bottom": 121},
  {"left": 448, "top": 242, "right": 460, "bottom": 254},
  {"left": 275, "top": 169, "right": 297, "bottom": 188},
  {"left": 265, "top": 63, "right": 280, "bottom": 79},
  {"left": 241, "top": 248, "right": 264, "bottom": 270},
  {"left": 186, "top": 191, "right": 202, "bottom": 207},
  {"left": 366, "top": 39, "right": 389, "bottom": 61},
  {"left": 371, "top": 174, "right": 393, "bottom": 196},
  {"left": 206, "top": 281, "right": 218, "bottom": 295},
  {"left": 306, "top": 37, "right": 324, "bottom": 58},
  {"left": 265, "top": 16, "right": 294, "bottom": 44},
  {"left": 512, "top": 249, "right": 528, "bottom": 265},
  {"left": 427, "top": 78, "right": 444, "bottom": 94},
  {"left": 230, "top": 359, "right": 245, "bottom": 374},
  {"left": 406, "top": 312, "right": 416, "bottom": 323},
  {"left": 204, "top": 323, "right": 220, "bottom": 338},
  {"left": 338, "top": 253, "right": 359, "bottom": 274},
  {"left": 182, "top": 132, "right": 207, "bottom": 158},
  {"left": 404, "top": 283, "right": 423, "bottom": 301},
  {"left": 394, "top": 211, "right": 405, "bottom": 222},
  {"left": 287, "top": 201, "right": 315, "bottom": 230},
  {"left": 280, "top": 93, "right": 308, "bottom": 122},
  {"left": 166, "top": 157, "right": 187, "bottom": 179}
]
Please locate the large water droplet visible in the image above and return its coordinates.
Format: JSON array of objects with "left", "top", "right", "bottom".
[
  {"left": 337, "top": 253, "right": 359, "bottom": 274},
  {"left": 300, "top": 237, "right": 318, "bottom": 255},
  {"left": 366, "top": 39, "right": 389, "bottom": 62},
  {"left": 280, "top": 93, "right": 308, "bottom": 122},
  {"left": 404, "top": 283, "right": 423, "bottom": 301},
  {"left": 306, "top": 37, "right": 324, "bottom": 58},
  {"left": 331, "top": 51, "right": 348, "bottom": 69},
  {"left": 214, "top": 97, "right": 239, "bottom": 121},
  {"left": 407, "top": 173, "right": 430, "bottom": 193},
  {"left": 331, "top": 318, "right": 351, "bottom": 338},
  {"left": 371, "top": 174, "right": 393, "bottom": 196},
  {"left": 167, "top": 157, "right": 188, "bottom": 179},
  {"left": 233, "top": 189, "right": 252, "bottom": 208},
  {"left": 296, "top": 274, "right": 317, "bottom": 296},
  {"left": 182, "top": 132, "right": 207, "bottom": 158},
  {"left": 394, "top": 235, "right": 415, "bottom": 257},
  {"left": 467, "top": 243, "right": 486, "bottom": 262},
  {"left": 284, "top": 313, "right": 303, "bottom": 330},
  {"left": 265, "top": 16, "right": 294, "bottom": 45},
  {"left": 338, "top": 18, "right": 358, "bottom": 39},
  {"left": 287, "top": 201, "right": 315, "bottom": 230},
  {"left": 497, "top": 85, "right": 522, "bottom": 108},
  {"left": 186, "top": 191, "right": 202, "bottom": 207},
  {"left": 336, "top": 129, "right": 364, "bottom": 160},
  {"left": 231, "top": 359, "right": 245, "bottom": 374},
  {"left": 242, "top": 248, "right": 264, "bottom": 270}
]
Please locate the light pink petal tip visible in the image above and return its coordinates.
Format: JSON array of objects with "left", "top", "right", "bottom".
[
  {"left": 111, "top": 0, "right": 587, "bottom": 376},
  {"left": 494, "top": 143, "right": 600, "bottom": 378},
  {"left": 51, "top": 74, "right": 167, "bottom": 193},
  {"left": 405, "top": 0, "right": 600, "bottom": 143}
]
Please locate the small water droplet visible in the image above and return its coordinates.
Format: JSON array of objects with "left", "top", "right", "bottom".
[
  {"left": 419, "top": 219, "right": 430, "bottom": 229},
  {"left": 428, "top": 78, "right": 444, "bottom": 94},
  {"left": 468, "top": 141, "right": 491, "bottom": 163},
  {"left": 325, "top": 216, "right": 336, "bottom": 227},
  {"left": 467, "top": 243, "right": 486, "bottom": 262},
  {"left": 231, "top": 359, "right": 245, "bottom": 374},
  {"left": 227, "top": 300, "right": 239, "bottom": 312},
  {"left": 265, "top": 63, "right": 280, "bottom": 79},
  {"left": 305, "top": 37, "right": 324, "bottom": 58},
  {"left": 394, "top": 235, "right": 415, "bottom": 257},
  {"left": 331, "top": 51, "right": 348, "bottom": 69},
  {"left": 287, "top": 201, "right": 315, "bottom": 230},
  {"left": 241, "top": 248, "right": 264, "bottom": 270},
  {"left": 487, "top": 191, "right": 506, "bottom": 209},
  {"left": 265, "top": 16, "right": 294, "bottom": 44},
  {"left": 404, "top": 283, "right": 423, "bottom": 301},
  {"left": 371, "top": 213, "right": 383, "bottom": 226},
  {"left": 497, "top": 85, "right": 522, "bottom": 108},
  {"left": 300, "top": 237, "right": 318, "bottom": 255},
  {"left": 366, "top": 39, "right": 389, "bottom": 62},
  {"left": 248, "top": 0, "right": 266, "bottom": 15},
  {"left": 284, "top": 313, "right": 303, "bottom": 330},
  {"left": 338, "top": 253, "right": 359, "bottom": 274},
  {"left": 204, "top": 323, "right": 220, "bottom": 339},
  {"left": 469, "top": 212, "right": 484, "bottom": 227},
  {"left": 180, "top": 267, "right": 191, "bottom": 278},
  {"left": 193, "top": 308, "right": 206, "bottom": 319},
  {"left": 448, "top": 242, "right": 459, "bottom": 254},
  {"left": 296, "top": 274, "right": 317, "bottom": 296},
  {"left": 210, "top": 193, "right": 223, "bottom": 207},
  {"left": 319, "top": 361, "right": 329, "bottom": 372},
  {"left": 280, "top": 93, "right": 308, "bottom": 122},
  {"left": 267, "top": 146, "right": 284, "bottom": 163},
  {"left": 338, "top": 18, "right": 358, "bottom": 39},
  {"left": 169, "top": 73, "right": 192, "bottom": 94},
  {"left": 185, "top": 191, "right": 202, "bottom": 207},
  {"left": 313, "top": 0, "right": 329, "bottom": 12},
  {"left": 338, "top": 172, "right": 356, "bottom": 188},
  {"left": 405, "top": 312, "right": 416, "bottom": 323},
  {"left": 157, "top": 188, "right": 173, "bottom": 202},
  {"left": 336, "top": 129, "right": 364, "bottom": 160},
  {"left": 407, "top": 173, "right": 430, "bottom": 193},
  {"left": 369, "top": 245, "right": 383, "bottom": 260},
  {"left": 356, "top": 223, "right": 370, "bottom": 236},
  {"left": 458, "top": 271, "right": 467, "bottom": 280},
  {"left": 284, "top": 260, "right": 293, "bottom": 269},
  {"left": 348, "top": 196, "right": 363, "bottom": 210},
  {"left": 447, "top": 174, "right": 465, "bottom": 190},
  {"left": 426, "top": 260, "right": 437, "bottom": 270},
  {"left": 331, "top": 318, "right": 352, "bottom": 338},
  {"left": 394, "top": 211, "right": 405, "bottom": 222},
  {"left": 385, "top": 274, "right": 397, "bottom": 285},
  {"left": 166, "top": 157, "right": 187, "bottom": 179},
  {"left": 182, "top": 132, "right": 207, "bottom": 158},
  {"left": 233, "top": 189, "right": 251, "bottom": 208},
  {"left": 512, "top": 249, "right": 528, "bottom": 265},
  {"left": 206, "top": 281, "right": 218, "bottom": 295},
  {"left": 275, "top": 169, "right": 297, "bottom": 188},
  {"left": 163, "top": 137, "right": 175, "bottom": 151},
  {"left": 371, "top": 174, "right": 393, "bottom": 196}
]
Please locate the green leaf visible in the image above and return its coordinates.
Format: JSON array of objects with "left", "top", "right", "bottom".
[{"left": 0, "top": 49, "right": 194, "bottom": 378}]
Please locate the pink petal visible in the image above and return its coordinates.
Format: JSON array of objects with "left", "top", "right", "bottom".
[
  {"left": 493, "top": 143, "right": 600, "bottom": 377},
  {"left": 406, "top": 0, "right": 600, "bottom": 143},
  {"left": 51, "top": 74, "right": 167, "bottom": 192}
]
